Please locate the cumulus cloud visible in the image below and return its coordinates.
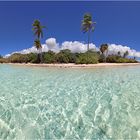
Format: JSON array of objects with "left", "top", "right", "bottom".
[
  {"left": 4, "top": 37, "right": 140, "bottom": 58},
  {"left": 61, "top": 41, "right": 98, "bottom": 53},
  {"left": 108, "top": 44, "right": 140, "bottom": 57},
  {"left": 46, "top": 38, "right": 57, "bottom": 48},
  {"left": 4, "top": 54, "right": 11, "bottom": 58},
  {"left": 4, "top": 38, "right": 57, "bottom": 57},
  {"left": 4, "top": 46, "right": 39, "bottom": 58}
]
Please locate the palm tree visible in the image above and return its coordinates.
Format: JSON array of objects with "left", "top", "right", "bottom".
[
  {"left": 123, "top": 51, "right": 129, "bottom": 58},
  {"left": 100, "top": 44, "right": 108, "bottom": 54},
  {"left": 82, "top": 13, "right": 96, "bottom": 51},
  {"left": 34, "top": 39, "right": 42, "bottom": 50},
  {"left": 32, "top": 19, "right": 45, "bottom": 63},
  {"left": 100, "top": 44, "right": 108, "bottom": 62},
  {"left": 32, "top": 20, "right": 45, "bottom": 39},
  {"left": 34, "top": 39, "right": 42, "bottom": 62},
  {"left": 117, "top": 51, "right": 121, "bottom": 56}
]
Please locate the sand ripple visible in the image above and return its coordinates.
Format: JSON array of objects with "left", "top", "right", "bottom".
[{"left": 0, "top": 64, "right": 140, "bottom": 139}]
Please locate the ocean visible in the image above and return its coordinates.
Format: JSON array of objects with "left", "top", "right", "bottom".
[{"left": 0, "top": 64, "right": 140, "bottom": 139}]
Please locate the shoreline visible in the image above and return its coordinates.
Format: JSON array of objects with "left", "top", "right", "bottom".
[{"left": 4, "top": 63, "right": 140, "bottom": 68}]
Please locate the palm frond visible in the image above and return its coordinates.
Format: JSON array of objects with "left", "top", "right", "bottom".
[
  {"left": 81, "top": 13, "right": 96, "bottom": 33},
  {"left": 34, "top": 39, "right": 42, "bottom": 50},
  {"left": 32, "top": 19, "right": 45, "bottom": 39}
]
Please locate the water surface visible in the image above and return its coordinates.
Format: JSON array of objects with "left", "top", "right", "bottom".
[{"left": 0, "top": 64, "right": 140, "bottom": 139}]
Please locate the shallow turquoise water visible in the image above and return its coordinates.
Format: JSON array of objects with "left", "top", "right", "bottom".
[{"left": 0, "top": 64, "right": 140, "bottom": 139}]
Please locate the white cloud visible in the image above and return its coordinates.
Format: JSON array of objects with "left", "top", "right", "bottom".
[
  {"left": 4, "top": 54, "right": 11, "bottom": 58},
  {"left": 41, "top": 44, "right": 49, "bottom": 52},
  {"left": 45, "top": 38, "right": 57, "bottom": 48},
  {"left": 134, "top": 52, "right": 140, "bottom": 57},
  {"left": 45, "top": 38, "right": 60, "bottom": 53},
  {"left": 108, "top": 44, "right": 140, "bottom": 57},
  {"left": 61, "top": 41, "right": 98, "bottom": 53},
  {"left": 4, "top": 37, "right": 140, "bottom": 58}
]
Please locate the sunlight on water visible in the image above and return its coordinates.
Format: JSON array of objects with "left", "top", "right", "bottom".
[{"left": 0, "top": 64, "right": 140, "bottom": 139}]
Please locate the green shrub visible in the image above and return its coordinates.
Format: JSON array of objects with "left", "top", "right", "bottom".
[
  {"left": 56, "top": 52, "right": 69, "bottom": 63},
  {"left": 106, "top": 55, "right": 138, "bottom": 63},
  {"left": 106, "top": 55, "right": 120, "bottom": 63},
  {"left": 99, "top": 54, "right": 105, "bottom": 62},
  {"left": 56, "top": 49, "right": 75, "bottom": 63},
  {"left": 8, "top": 53, "right": 27, "bottom": 63},
  {"left": 75, "top": 52, "right": 99, "bottom": 64},
  {"left": 0, "top": 58, "right": 8, "bottom": 63},
  {"left": 116, "top": 58, "right": 137, "bottom": 63},
  {"left": 7, "top": 53, "right": 38, "bottom": 63},
  {"left": 43, "top": 51, "right": 56, "bottom": 63},
  {"left": 27, "top": 53, "right": 38, "bottom": 63}
]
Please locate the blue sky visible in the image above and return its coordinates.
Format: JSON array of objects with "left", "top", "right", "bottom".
[{"left": 0, "top": 1, "right": 140, "bottom": 55}]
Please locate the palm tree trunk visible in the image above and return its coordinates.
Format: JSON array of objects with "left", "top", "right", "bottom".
[
  {"left": 39, "top": 48, "right": 43, "bottom": 63},
  {"left": 104, "top": 50, "right": 108, "bottom": 63},
  {"left": 87, "top": 30, "right": 90, "bottom": 51},
  {"left": 37, "top": 53, "right": 40, "bottom": 63},
  {"left": 40, "top": 51, "right": 43, "bottom": 63},
  {"left": 104, "top": 52, "right": 106, "bottom": 63}
]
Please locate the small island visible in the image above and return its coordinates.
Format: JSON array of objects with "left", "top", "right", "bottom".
[
  {"left": 0, "top": 14, "right": 139, "bottom": 65},
  {"left": 0, "top": 50, "right": 138, "bottom": 66}
]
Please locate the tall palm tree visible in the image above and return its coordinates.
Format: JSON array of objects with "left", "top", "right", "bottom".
[
  {"left": 32, "top": 19, "right": 45, "bottom": 63},
  {"left": 100, "top": 44, "right": 108, "bottom": 62},
  {"left": 82, "top": 13, "right": 96, "bottom": 51}
]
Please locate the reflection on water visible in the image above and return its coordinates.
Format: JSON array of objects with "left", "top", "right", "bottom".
[{"left": 0, "top": 64, "right": 140, "bottom": 139}]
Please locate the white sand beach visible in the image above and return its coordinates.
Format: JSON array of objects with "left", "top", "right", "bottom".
[{"left": 7, "top": 63, "right": 140, "bottom": 68}]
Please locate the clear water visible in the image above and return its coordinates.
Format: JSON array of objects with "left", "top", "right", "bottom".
[{"left": 0, "top": 64, "right": 140, "bottom": 140}]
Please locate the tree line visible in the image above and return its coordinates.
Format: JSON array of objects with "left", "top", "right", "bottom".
[{"left": 0, "top": 49, "right": 137, "bottom": 64}]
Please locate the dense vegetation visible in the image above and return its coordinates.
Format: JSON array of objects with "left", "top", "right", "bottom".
[
  {"left": 0, "top": 49, "right": 138, "bottom": 64},
  {"left": 106, "top": 55, "right": 137, "bottom": 63},
  {"left": 75, "top": 51, "right": 99, "bottom": 64}
]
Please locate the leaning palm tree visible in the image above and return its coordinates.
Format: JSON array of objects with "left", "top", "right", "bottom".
[
  {"left": 82, "top": 13, "right": 96, "bottom": 51},
  {"left": 100, "top": 44, "right": 108, "bottom": 62}
]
